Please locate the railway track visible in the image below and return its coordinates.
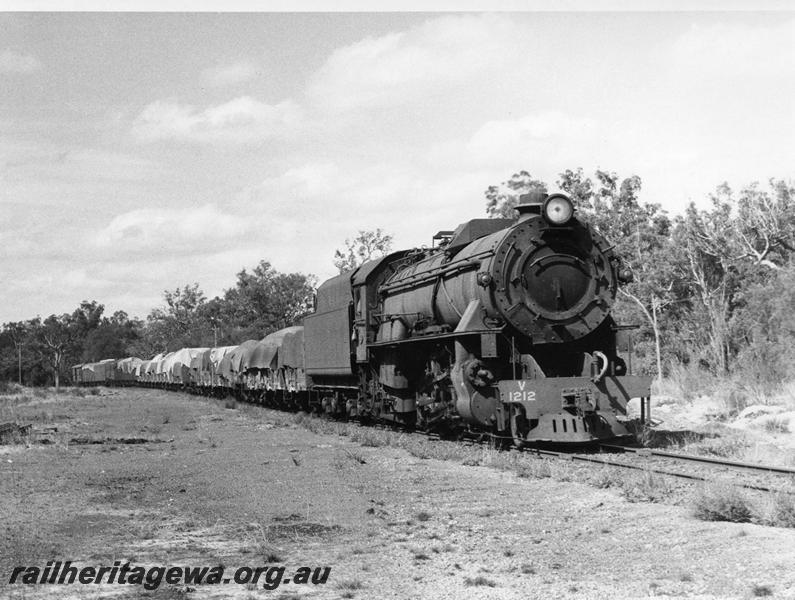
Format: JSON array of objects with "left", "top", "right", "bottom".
[
  {"left": 599, "top": 443, "right": 795, "bottom": 476},
  {"left": 518, "top": 443, "right": 795, "bottom": 495},
  {"left": 111, "top": 386, "right": 795, "bottom": 497},
  {"left": 314, "top": 409, "right": 795, "bottom": 496}
]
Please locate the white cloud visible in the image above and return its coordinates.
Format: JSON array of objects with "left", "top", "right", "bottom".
[
  {"left": 466, "top": 112, "right": 599, "bottom": 165},
  {"left": 131, "top": 96, "right": 301, "bottom": 143},
  {"left": 245, "top": 160, "right": 508, "bottom": 281},
  {"left": 670, "top": 19, "right": 795, "bottom": 79},
  {"left": 201, "top": 60, "right": 258, "bottom": 87},
  {"left": 94, "top": 204, "right": 252, "bottom": 253},
  {"left": 0, "top": 139, "right": 159, "bottom": 204},
  {"left": 0, "top": 49, "right": 41, "bottom": 74},
  {"left": 306, "top": 14, "right": 528, "bottom": 112}
]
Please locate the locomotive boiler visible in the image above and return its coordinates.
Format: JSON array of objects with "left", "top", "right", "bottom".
[{"left": 304, "top": 191, "right": 651, "bottom": 444}]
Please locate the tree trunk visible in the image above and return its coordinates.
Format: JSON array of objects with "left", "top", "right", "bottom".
[
  {"left": 619, "top": 288, "right": 663, "bottom": 382},
  {"left": 706, "top": 295, "right": 730, "bottom": 375},
  {"left": 651, "top": 297, "right": 662, "bottom": 385}
]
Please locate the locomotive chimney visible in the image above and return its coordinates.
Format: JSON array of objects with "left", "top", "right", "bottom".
[{"left": 515, "top": 191, "right": 547, "bottom": 222}]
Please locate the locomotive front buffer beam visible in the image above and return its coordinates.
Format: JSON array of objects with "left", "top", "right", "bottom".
[{"left": 497, "top": 376, "right": 652, "bottom": 443}]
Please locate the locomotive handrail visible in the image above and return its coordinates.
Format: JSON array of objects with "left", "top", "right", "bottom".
[
  {"left": 378, "top": 250, "right": 492, "bottom": 294},
  {"left": 379, "top": 261, "right": 484, "bottom": 295},
  {"left": 367, "top": 327, "right": 503, "bottom": 347}
]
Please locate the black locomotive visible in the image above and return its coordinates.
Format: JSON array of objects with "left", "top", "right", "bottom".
[
  {"left": 304, "top": 191, "right": 650, "bottom": 444},
  {"left": 75, "top": 191, "right": 651, "bottom": 445}
]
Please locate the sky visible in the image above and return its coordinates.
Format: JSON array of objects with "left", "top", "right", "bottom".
[{"left": 1, "top": 7, "right": 793, "bottom": 323}]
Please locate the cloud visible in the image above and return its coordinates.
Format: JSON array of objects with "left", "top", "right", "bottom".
[
  {"left": 201, "top": 60, "right": 258, "bottom": 87},
  {"left": 466, "top": 112, "right": 599, "bottom": 165},
  {"left": 93, "top": 204, "right": 253, "bottom": 254},
  {"left": 670, "top": 19, "right": 795, "bottom": 79},
  {"left": 0, "top": 49, "right": 41, "bottom": 74},
  {"left": 131, "top": 96, "right": 301, "bottom": 143},
  {"left": 245, "top": 159, "right": 506, "bottom": 281},
  {"left": 306, "top": 14, "right": 528, "bottom": 112}
]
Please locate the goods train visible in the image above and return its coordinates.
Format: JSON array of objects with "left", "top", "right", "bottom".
[{"left": 73, "top": 192, "right": 651, "bottom": 445}]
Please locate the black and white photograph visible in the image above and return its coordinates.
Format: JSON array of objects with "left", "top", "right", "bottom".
[{"left": 1, "top": 2, "right": 794, "bottom": 599}]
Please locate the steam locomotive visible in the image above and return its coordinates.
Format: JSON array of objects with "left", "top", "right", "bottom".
[{"left": 74, "top": 191, "right": 651, "bottom": 445}]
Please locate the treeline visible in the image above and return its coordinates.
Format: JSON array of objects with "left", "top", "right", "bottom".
[
  {"left": 3, "top": 170, "right": 794, "bottom": 400},
  {"left": 0, "top": 261, "right": 315, "bottom": 388},
  {"left": 488, "top": 169, "right": 795, "bottom": 399}
]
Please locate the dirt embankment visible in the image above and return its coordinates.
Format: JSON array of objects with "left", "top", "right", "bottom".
[{"left": 2, "top": 388, "right": 794, "bottom": 600}]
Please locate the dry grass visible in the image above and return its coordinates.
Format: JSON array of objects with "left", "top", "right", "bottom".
[
  {"left": 0, "top": 385, "right": 79, "bottom": 427},
  {"left": 752, "top": 584, "right": 774, "bottom": 597},
  {"left": 349, "top": 428, "right": 390, "bottom": 447},
  {"left": 764, "top": 416, "right": 790, "bottom": 434},
  {"left": 244, "top": 403, "right": 795, "bottom": 530},
  {"left": 464, "top": 575, "right": 497, "bottom": 587},
  {"left": 681, "top": 434, "right": 750, "bottom": 459},
  {"left": 335, "top": 578, "right": 365, "bottom": 598},
  {"left": 762, "top": 493, "right": 795, "bottom": 528},
  {"left": 620, "top": 471, "right": 674, "bottom": 503},
  {"left": 692, "top": 483, "right": 753, "bottom": 523},
  {"left": 654, "top": 364, "right": 795, "bottom": 414}
]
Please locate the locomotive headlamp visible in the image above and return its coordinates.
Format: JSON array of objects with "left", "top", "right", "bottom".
[
  {"left": 542, "top": 194, "right": 574, "bottom": 226},
  {"left": 618, "top": 267, "right": 634, "bottom": 283}
]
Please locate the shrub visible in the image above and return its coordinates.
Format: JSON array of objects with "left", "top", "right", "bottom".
[
  {"left": 693, "top": 484, "right": 752, "bottom": 523},
  {"left": 766, "top": 493, "right": 795, "bottom": 528},
  {"left": 621, "top": 471, "right": 673, "bottom": 503},
  {"left": 349, "top": 428, "right": 388, "bottom": 447},
  {"left": 752, "top": 584, "right": 774, "bottom": 597},
  {"left": 335, "top": 579, "right": 364, "bottom": 591},
  {"left": 464, "top": 576, "right": 496, "bottom": 587},
  {"left": 764, "top": 417, "right": 790, "bottom": 434}
]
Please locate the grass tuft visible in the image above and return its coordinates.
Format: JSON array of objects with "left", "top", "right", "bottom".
[
  {"left": 464, "top": 576, "right": 497, "bottom": 587},
  {"left": 693, "top": 484, "right": 753, "bottom": 523},
  {"left": 752, "top": 584, "right": 774, "bottom": 597},
  {"left": 764, "top": 417, "right": 790, "bottom": 434},
  {"left": 335, "top": 579, "right": 364, "bottom": 591},
  {"left": 411, "top": 549, "right": 430, "bottom": 561},
  {"left": 765, "top": 493, "right": 795, "bottom": 528},
  {"left": 621, "top": 471, "right": 673, "bottom": 503}
]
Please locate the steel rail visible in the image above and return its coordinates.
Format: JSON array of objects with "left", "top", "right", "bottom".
[
  {"left": 525, "top": 447, "right": 795, "bottom": 495},
  {"left": 599, "top": 443, "right": 795, "bottom": 476}
]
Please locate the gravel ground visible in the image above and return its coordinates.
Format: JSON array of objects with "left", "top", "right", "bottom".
[{"left": 1, "top": 388, "right": 794, "bottom": 600}]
